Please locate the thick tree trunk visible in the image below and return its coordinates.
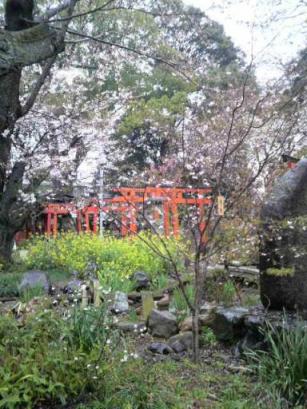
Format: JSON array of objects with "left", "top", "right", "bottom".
[
  {"left": 0, "top": 225, "right": 16, "bottom": 264},
  {"left": 0, "top": 25, "right": 64, "bottom": 75},
  {"left": 0, "top": 71, "right": 21, "bottom": 131},
  {"left": 0, "top": 24, "right": 64, "bottom": 263}
]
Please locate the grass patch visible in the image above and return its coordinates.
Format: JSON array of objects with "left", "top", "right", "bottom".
[
  {"left": 0, "top": 272, "right": 22, "bottom": 298},
  {"left": 248, "top": 321, "right": 307, "bottom": 407}
]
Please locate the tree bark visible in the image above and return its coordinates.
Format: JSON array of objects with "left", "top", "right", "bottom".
[
  {"left": 0, "top": 25, "right": 64, "bottom": 75},
  {"left": 0, "top": 225, "right": 16, "bottom": 264},
  {"left": 0, "top": 21, "right": 66, "bottom": 263},
  {"left": 192, "top": 258, "right": 207, "bottom": 363}
]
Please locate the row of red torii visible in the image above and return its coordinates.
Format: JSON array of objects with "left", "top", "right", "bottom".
[{"left": 44, "top": 187, "right": 213, "bottom": 238}]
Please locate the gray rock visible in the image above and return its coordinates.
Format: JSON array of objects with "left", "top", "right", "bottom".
[
  {"left": 200, "top": 302, "right": 217, "bottom": 315},
  {"left": 260, "top": 158, "right": 307, "bottom": 310},
  {"left": 111, "top": 291, "right": 129, "bottom": 314},
  {"left": 128, "top": 292, "right": 142, "bottom": 303},
  {"left": 132, "top": 271, "right": 150, "bottom": 291},
  {"left": 148, "top": 342, "right": 173, "bottom": 355},
  {"left": 228, "top": 266, "right": 259, "bottom": 283},
  {"left": 147, "top": 309, "right": 178, "bottom": 338},
  {"left": 235, "top": 330, "right": 267, "bottom": 356},
  {"left": 168, "top": 331, "right": 193, "bottom": 352},
  {"left": 63, "top": 279, "right": 82, "bottom": 294},
  {"left": 19, "top": 271, "right": 50, "bottom": 294},
  {"left": 115, "top": 321, "right": 146, "bottom": 333},
  {"left": 210, "top": 306, "right": 249, "bottom": 342},
  {"left": 180, "top": 313, "right": 214, "bottom": 332}
]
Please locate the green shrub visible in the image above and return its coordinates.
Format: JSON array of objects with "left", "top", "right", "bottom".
[
  {"left": 65, "top": 306, "right": 117, "bottom": 353},
  {"left": 0, "top": 272, "right": 22, "bottom": 298},
  {"left": 151, "top": 273, "right": 169, "bottom": 290},
  {"left": 248, "top": 322, "right": 307, "bottom": 407},
  {"left": 22, "top": 232, "right": 185, "bottom": 291},
  {"left": 0, "top": 308, "right": 116, "bottom": 408},
  {"left": 220, "top": 281, "right": 237, "bottom": 306},
  {"left": 206, "top": 279, "right": 237, "bottom": 306},
  {"left": 200, "top": 327, "right": 217, "bottom": 347},
  {"left": 19, "top": 285, "right": 45, "bottom": 303}
]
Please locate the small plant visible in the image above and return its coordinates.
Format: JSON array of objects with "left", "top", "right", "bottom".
[
  {"left": 220, "top": 281, "right": 237, "bottom": 305},
  {"left": 248, "top": 320, "right": 307, "bottom": 407},
  {"left": 200, "top": 327, "right": 217, "bottom": 347},
  {"left": 128, "top": 309, "right": 139, "bottom": 323},
  {"left": 65, "top": 305, "right": 117, "bottom": 353},
  {"left": 19, "top": 285, "right": 45, "bottom": 303},
  {"left": 209, "top": 280, "right": 237, "bottom": 306},
  {"left": 0, "top": 272, "right": 22, "bottom": 298},
  {"left": 152, "top": 273, "right": 169, "bottom": 290},
  {"left": 170, "top": 284, "right": 194, "bottom": 320}
]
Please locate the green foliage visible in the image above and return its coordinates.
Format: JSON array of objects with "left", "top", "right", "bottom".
[
  {"left": 0, "top": 308, "right": 115, "bottom": 408},
  {"left": 220, "top": 281, "right": 237, "bottom": 306},
  {"left": 22, "top": 232, "right": 185, "bottom": 291},
  {"left": 248, "top": 322, "right": 307, "bottom": 407},
  {"left": 206, "top": 278, "right": 237, "bottom": 306},
  {"left": 0, "top": 272, "right": 22, "bottom": 298},
  {"left": 19, "top": 285, "right": 45, "bottom": 303},
  {"left": 65, "top": 306, "right": 117, "bottom": 353},
  {"left": 170, "top": 284, "right": 194, "bottom": 320},
  {"left": 219, "top": 375, "right": 254, "bottom": 409},
  {"left": 151, "top": 273, "right": 169, "bottom": 290},
  {"left": 200, "top": 327, "right": 217, "bottom": 347},
  {"left": 0, "top": 307, "right": 258, "bottom": 409}
]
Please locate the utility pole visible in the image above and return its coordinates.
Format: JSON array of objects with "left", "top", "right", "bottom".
[{"left": 99, "top": 165, "right": 104, "bottom": 236}]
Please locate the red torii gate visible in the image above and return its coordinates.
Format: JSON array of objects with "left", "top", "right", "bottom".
[{"left": 44, "top": 186, "right": 212, "bottom": 238}]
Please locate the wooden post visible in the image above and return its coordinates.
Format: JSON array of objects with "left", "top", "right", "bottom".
[
  {"left": 163, "top": 202, "right": 170, "bottom": 237},
  {"left": 171, "top": 204, "right": 180, "bottom": 238},
  {"left": 46, "top": 212, "right": 52, "bottom": 236},
  {"left": 81, "top": 284, "right": 88, "bottom": 308},
  {"left": 130, "top": 207, "right": 137, "bottom": 234},
  {"left": 199, "top": 205, "right": 207, "bottom": 244},
  {"left": 77, "top": 211, "right": 82, "bottom": 233},
  {"left": 53, "top": 214, "right": 58, "bottom": 236},
  {"left": 93, "top": 279, "right": 101, "bottom": 307},
  {"left": 142, "top": 291, "right": 154, "bottom": 320},
  {"left": 121, "top": 213, "right": 128, "bottom": 236},
  {"left": 93, "top": 213, "right": 98, "bottom": 234},
  {"left": 85, "top": 212, "right": 90, "bottom": 233}
]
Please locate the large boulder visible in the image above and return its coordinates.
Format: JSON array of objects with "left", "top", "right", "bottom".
[
  {"left": 210, "top": 306, "right": 249, "bottom": 342},
  {"left": 260, "top": 159, "right": 307, "bottom": 310},
  {"left": 147, "top": 309, "right": 178, "bottom": 338},
  {"left": 19, "top": 271, "right": 50, "bottom": 294}
]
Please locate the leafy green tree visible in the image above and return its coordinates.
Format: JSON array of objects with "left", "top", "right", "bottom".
[{"left": 106, "top": 0, "right": 249, "bottom": 184}]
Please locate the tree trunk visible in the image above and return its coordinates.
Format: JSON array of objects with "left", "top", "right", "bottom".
[
  {"left": 0, "top": 225, "right": 16, "bottom": 264},
  {"left": 0, "top": 25, "right": 62, "bottom": 264},
  {"left": 192, "top": 258, "right": 206, "bottom": 363},
  {"left": 192, "top": 304, "right": 200, "bottom": 363}
]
